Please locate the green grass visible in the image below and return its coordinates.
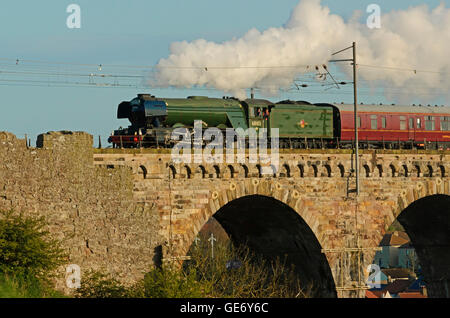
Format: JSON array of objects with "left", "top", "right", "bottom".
[{"left": 0, "top": 274, "right": 66, "bottom": 298}]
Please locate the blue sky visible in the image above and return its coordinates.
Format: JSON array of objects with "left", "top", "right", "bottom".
[{"left": 0, "top": 0, "right": 446, "bottom": 146}]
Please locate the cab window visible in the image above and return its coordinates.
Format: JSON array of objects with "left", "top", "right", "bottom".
[{"left": 254, "top": 107, "right": 263, "bottom": 117}]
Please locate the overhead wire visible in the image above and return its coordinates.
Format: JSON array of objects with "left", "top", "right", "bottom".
[
  {"left": 0, "top": 56, "right": 448, "bottom": 101},
  {"left": 357, "top": 63, "right": 450, "bottom": 75},
  {"left": 2, "top": 56, "right": 450, "bottom": 74}
]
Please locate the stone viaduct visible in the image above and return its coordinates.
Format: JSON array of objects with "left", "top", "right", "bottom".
[{"left": 1, "top": 131, "right": 449, "bottom": 298}]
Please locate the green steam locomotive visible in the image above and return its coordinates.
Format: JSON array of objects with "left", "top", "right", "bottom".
[{"left": 108, "top": 94, "right": 336, "bottom": 148}]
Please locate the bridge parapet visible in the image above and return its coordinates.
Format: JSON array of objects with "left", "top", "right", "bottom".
[{"left": 93, "top": 152, "right": 449, "bottom": 181}]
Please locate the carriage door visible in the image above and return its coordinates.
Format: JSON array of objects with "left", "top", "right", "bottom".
[{"left": 408, "top": 117, "right": 415, "bottom": 141}]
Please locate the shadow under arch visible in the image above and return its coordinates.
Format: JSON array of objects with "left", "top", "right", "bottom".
[
  {"left": 396, "top": 194, "right": 450, "bottom": 298},
  {"left": 209, "top": 194, "right": 337, "bottom": 298}
]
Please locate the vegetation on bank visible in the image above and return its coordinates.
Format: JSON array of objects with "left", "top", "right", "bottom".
[
  {"left": 0, "top": 210, "right": 67, "bottom": 298},
  {"left": 74, "top": 239, "right": 310, "bottom": 298},
  {"left": 0, "top": 210, "right": 309, "bottom": 298}
]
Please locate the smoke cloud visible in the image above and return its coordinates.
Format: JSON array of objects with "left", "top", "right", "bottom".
[{"left": 154, "top": 0, "right": 449, "bottom": 102}]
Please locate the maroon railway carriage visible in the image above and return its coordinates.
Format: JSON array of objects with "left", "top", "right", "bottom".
[{"left": 326, "top": 103, "right": 450, "bottom": 149}]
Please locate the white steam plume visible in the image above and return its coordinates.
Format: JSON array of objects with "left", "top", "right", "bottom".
[{"left": 153, "top": 0, "right": 450, "bottom": 102}]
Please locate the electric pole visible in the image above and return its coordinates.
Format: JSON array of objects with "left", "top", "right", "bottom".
[
  {"left": 326, "top": 42, "right": 365, "bottom": 297},
  {"left": 329, "top": 42, "right": 359, "bottom": 196},
  {"left": 352, "top": 42, "right": 359, "bottom": 196}
]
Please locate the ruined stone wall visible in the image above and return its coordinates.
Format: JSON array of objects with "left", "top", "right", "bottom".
[{"left": 0, "top": 131, "right": 163, "bottom": 293}]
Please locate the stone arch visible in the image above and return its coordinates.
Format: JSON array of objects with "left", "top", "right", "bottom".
[
  {"left": 195, "top": 165, "right": 207, "bottom": 179},
  {"left": 311, "top": 164, "right": 319, "bottom": 177},
  {"left": 413, "top": 164, "right": 422, "bottom": 177},
  {"left": 280, "top": 164, "right": 291, "bottom": 178},
  {"left": 168, "top": 165, "right": 177, "bottom": 179},
  {"left": 377, "top": 181, "right": 450, "bottom": 298},
  {"left": 255, "top": 164, "right": 262, "bottom": 178},
  {"left": 439, "top": 165, "right": 446, "bottom": 178},
  {"left": 399, "top": 164, "right": 409, "bottom": 177},
  {"left": 212, "top": 165, "right": 221, "bottom": 178},
  {"left": 394, "top": 194, "right": 450, "bottom": 298},
  {"left": 337, "top": 164, "right": 345, "bottom": 178},
  {"left": 183, "top": 165, "right": 192, "bottom": 179},
  {"left": 240, "top": 164, "right": 249, "bottom": 178},
  {"left": 322, "top": 164, "right": 332, "bottom": 177},
  {"left": 225, "top": 165, "right": 235, "bottom": 179},
  {"left": 297, "top": 164, "right": 305, "bottom": 178},
  {"left": 362, "top": 164, "right": 371, "bottom": 178},
  {"left": 393, "top": 179, "right": 448, "bottom": 218},
  {"left": 193, "top": 193, "right": 337, "bottom": 298},
  {"left": 426, "top": 164, "right": 433, "bottom": 178},
  {"left": 376, "top": 164, "right": 383, "bottom": 177},
  {"left": 138, "top": 165, "right": 147, "bottom": 179},
  {"left": 389, "top": 164, "right": 397, "bottom": 177}
]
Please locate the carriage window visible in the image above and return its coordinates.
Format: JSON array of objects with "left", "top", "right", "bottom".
[
  {"left": 409, "top": 118, "right": 414, "bottom": 129},
  {"left": 357, "top": 116, "right": 361, "bottom": 128},
  {"left": 400, "top": 116, "right": 406, "bottom": 130},
  {"left": 371, "top": 115, "right": 377, "bottom": 129},
  {"left": 425, "top": 116, "right": 435, "bottom": 130},
  {"left": 441, "top": 116, "right": 450, "bottom": 131},
  {"left": 417, "top": 118, "right": 422, "bottom": 129},
  {"left": 381, "top": 117, "right": 386, "bottom": 128}
]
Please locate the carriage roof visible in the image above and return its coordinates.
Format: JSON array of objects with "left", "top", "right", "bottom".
[{"left": 329, "top": 103, "right": 450, "bottom": 115}]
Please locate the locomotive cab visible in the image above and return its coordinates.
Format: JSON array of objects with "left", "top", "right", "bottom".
[{"left": 117, "top": 96, "right": 168, "bottom": 130}]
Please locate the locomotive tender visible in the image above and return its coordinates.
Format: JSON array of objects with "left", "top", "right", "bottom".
[{"left": 109, "top": 94, "right": 450, "bottom": 150}]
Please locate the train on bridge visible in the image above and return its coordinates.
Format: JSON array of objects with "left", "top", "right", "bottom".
[{"left": 108, "top": 94, "right": 450, "bottom": 150}]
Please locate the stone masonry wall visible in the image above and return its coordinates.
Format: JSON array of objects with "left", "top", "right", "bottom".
[{"left": 0, "top": 131, "right": 163, "bottom": 293}]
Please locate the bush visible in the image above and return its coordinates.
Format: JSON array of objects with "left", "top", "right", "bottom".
[
  {"left": 74, "top": 270, "right": 134, "bottom": 298},
  {"left": 184, "top": 239, "right": 311, "bottom": 298},
  {"left": 0, "top": 210, "right": 66, "bottom": 282},
  {"left": 142, "top": 266, "right": 207, "bottom": 298},
  {"left": 74, "top": 266, "right": 208, "bottom": 298},
  {"left": 73, "top": 239, "right": 311, "bottom": 298}
]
